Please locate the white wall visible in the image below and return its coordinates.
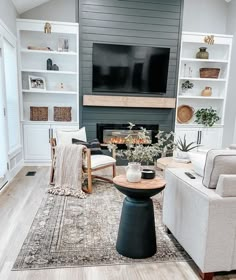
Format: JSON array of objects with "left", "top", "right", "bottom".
[
  {"left": 0, "top": 0, "right": 18, "bottom": 34},
  {"left": 20, "top": 0, "right": 77, "bottom": 22},
  {"left": 223, "top": 1, "right": 236, "bottom": 146},
  {"left": 183, "top": 0, "right": 227, "bottom": 34}
]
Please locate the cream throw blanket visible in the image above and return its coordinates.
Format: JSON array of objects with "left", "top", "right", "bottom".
[{"left": 48, "top": 144, "right": 86, "bottom": 198}]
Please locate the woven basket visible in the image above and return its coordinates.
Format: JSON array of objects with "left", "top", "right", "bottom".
[
  {"left": 54, "top": 106, "right": 72, "bottom": 122},
  {"left": 200, "top": 68, "right": 220, "bottom": 79},
  {"left": 30, "top": 106, "right": 48, "bottom": 121}
]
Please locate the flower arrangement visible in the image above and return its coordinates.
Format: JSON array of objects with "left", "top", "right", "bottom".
[{"left": 108, "top": 122, "right": 176, "bottom": 164}]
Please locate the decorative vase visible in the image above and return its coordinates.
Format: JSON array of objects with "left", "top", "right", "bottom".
[
  {"left": 47, "top": 58, "right": 52, "bottom": 70},
  {"left": 201, "top": 86, "right": 212, "bottom": 96},
  {"left": 125, "top": 162, "right": 142, "bottom": 183},
  {"left": 196, "top": 47, "right": 209, "bottom": 59},
  {"left": 176, "top": 151, "right": 189, "bottom": 159}
]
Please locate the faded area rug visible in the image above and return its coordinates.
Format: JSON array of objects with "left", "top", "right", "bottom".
[{"left": 13, "top": 181, "right": 191, "bottom": 270}]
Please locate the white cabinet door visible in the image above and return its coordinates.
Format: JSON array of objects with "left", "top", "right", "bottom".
[
  {"left": 201, "top": 127, "right": 223, "bottom": 149},
  {"left": 23, "top": 124, "right": 51, "bottom": 161},
  {"left": 175, "top": 126, "right": 223, "bottom": 149}
]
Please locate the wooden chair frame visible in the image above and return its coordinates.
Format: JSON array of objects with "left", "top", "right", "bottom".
[{"left": 49, "top": 138, "right": 116, "bottom": 194}]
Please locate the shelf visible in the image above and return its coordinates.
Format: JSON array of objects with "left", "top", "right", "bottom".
[
  {"left": 21, "top": 69, "right": 77, "bottom": 75},
  {"left": 181, "top": 58, "right": 228, "bottom": 63},
  {"left": 178, "top": 96, "right": 224, "bottom": 100},
  {"left": 179, "top": 77, "right": 226, "bottom": 82},
  {"left": 22, "top": 120, "right": 79, "bottom": 125},
  {"left": 21, "top": 49, "right": 77, "bottom": 56},
  {"left": 175, "top": 123, "right": 224, "bottom": 128},
  {"left": 22, "top": 89, "right": 77, "bottom": 95}
]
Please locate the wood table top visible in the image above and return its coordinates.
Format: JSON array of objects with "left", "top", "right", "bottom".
[{"left": 113, "top": 175, "right": 166, "bottom": 190}]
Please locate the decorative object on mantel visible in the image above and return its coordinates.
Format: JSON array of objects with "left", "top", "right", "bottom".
[
  {"left": 201, "top": 86, "right": 212, "bottom": 96},
  {"left": 47, "top": 58, "right": 52, "bottom": 70},
  {"left": 53, "top": 106, "right": 72, "bottom": 122},
  {"left": 44, "top": 22, "right": 52, "bottom": 34},
  {"left": 177, "top": 105, "right": 194, "bottom": 123},
  {"left": 194, "top": 107, "right": 220, "bottom": 127},
  {"left": 176, "top": 135, "right": 198, "bottom": 159},
  {"left": 200, "top": 68, "right": 220, "bottom": 79},
  {"left": 181, "top": 80, "right": 194, "bottom": 95},
  {"left": 196, "top": 47, "right": 209, "bottom": 59},
  {"left": 30, "top": 106, "right": 48, "bottom": 121},
  {"left": 204, "top": 35, "right": 214, "bottom": 45}
]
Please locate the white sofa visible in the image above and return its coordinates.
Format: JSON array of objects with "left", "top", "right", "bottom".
[{"left": 162, "top": 149, "right": 236, "bottom": 280}]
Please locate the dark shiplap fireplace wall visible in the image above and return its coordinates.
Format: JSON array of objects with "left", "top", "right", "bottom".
[{"left": 79, "top": 0, "right": 184, "bottom": 140}]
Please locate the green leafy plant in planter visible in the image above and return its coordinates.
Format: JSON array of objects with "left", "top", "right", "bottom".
[
  {"left": 181, "top": 80, "right": 194, "bottom": 92},
  {"left": 176, "top": 135, "right": 199, "bottom": 159},
  {"left": 194, "top": 107, "right": 220, "bottom": 127}
]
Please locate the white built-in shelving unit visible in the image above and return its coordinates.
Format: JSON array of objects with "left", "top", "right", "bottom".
[
  {"left": 175, "top": 32, "right": 233, "bottom": 149},
  {"left": 17, "top": 19, "right": 80, "bottom": 163}
]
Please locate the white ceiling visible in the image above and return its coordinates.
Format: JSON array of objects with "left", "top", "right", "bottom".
[{"left": 12, "top": 0, "right": 51, "bottom": 14}]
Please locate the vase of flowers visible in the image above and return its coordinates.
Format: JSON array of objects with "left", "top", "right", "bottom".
[
  {"left": 125, "top": 162, "right": 142, "bottom": 182},
  {"left": 108, "top": 122, "right": 176, "bottom": 167}
]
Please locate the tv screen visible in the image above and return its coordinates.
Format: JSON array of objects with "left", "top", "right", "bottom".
[{"left": 92, "top": 43, "right": 170, "bottom": 94}]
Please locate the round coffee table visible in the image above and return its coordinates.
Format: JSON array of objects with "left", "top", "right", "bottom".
[{"left": 113, "top": 175, "right": 166, "bottom": 259}]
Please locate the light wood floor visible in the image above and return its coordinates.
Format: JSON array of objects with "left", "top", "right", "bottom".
[{"left": 0, "top": 166, "right": 235, "bottom": 280}]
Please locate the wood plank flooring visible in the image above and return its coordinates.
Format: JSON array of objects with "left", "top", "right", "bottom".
[{"left": 0, "top": 166, "right": 235, "bottom": 280}]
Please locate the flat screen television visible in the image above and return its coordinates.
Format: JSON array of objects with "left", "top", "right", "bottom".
[{"left": 92, "top": 43, "right": 170, "bottom": 95}]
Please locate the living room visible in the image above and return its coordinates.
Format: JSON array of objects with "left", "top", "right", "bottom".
[{"left": 1, "top": 0, "right": 236, "bottom": 279}]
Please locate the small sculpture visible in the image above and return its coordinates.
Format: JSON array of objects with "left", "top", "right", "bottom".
[{"left": 47, "top": 58, "right": 52, "bottom": 70}]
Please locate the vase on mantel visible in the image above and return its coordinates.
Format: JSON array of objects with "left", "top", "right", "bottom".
[{"left": 196, "top": 47, "right": 209, "bottom": 59}]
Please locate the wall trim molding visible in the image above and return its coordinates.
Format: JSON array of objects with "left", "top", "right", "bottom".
[{"left": 83, "top": 95, "right": 176, "bottom": 109}]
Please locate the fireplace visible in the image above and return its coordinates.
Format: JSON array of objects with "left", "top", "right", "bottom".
[{"left": 97, "top": 123, "right": 159, "bottom": 149}]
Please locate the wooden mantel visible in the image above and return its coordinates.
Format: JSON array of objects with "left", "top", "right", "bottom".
[{"left": 83, "top": 95, "right": 176, "bottom": 109}]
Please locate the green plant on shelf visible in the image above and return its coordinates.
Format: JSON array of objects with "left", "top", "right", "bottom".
[
  {"left": 181, "top": 80, "right": 194, "bottom": 91},
  {"left": 194, "top": 107, "right": 220, "bottom": 127}
]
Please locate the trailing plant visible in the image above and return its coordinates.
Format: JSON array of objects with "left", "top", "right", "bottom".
[
  {"left": 177, "top": 135, "right": 198, "bottom": 152},
  {"left": 194, "top": 107, "right": 220, "bottom": 127},
  {"left": 181, "top": 80, "right": 194, "bottom": 91}
]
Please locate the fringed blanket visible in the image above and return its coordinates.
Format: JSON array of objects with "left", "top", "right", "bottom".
[{"left": 48, "top": 144, "right": 86, "bottom": 199}]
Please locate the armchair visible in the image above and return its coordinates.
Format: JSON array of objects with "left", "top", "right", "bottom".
[{"left": 49, "top": 128, "right": 116, "bottom": 194}]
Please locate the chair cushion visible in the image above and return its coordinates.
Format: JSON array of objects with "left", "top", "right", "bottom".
[
  {"left": 188, "top": 152, "right": 207, "bottom": 177},
  {"left": 56, "top": 127, "right": 87, "bottom": 145},
  {"left": 83, "top": 155, "right": 116, "bottom": 169},
  {"left": 203, "top": 149, "right": 236, "bottom": 189},
  {"left": 72, "top": 138, "right": 103, "bottom": 155}
]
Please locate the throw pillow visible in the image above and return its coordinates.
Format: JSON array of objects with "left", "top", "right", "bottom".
[
  {"left": 202, "top": 149, "right": 236, "bottom": 189},
  {"left": 72, "top": 138, "right": 103, "bottom": 155},
  {"left": 56, "top": 127, "right": 87, "bottom": 145},
  {"left": 188, "top": 152, "right": 206, "bottom": 177}
]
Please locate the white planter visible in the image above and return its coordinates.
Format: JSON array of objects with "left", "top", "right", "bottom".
[{"left": 176, "top": 151, "right": 189, "bottom": 159}]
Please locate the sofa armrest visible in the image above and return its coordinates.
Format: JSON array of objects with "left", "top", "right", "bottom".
[{"left": 216, "top": 174, "right": 236, "bottom": 197}]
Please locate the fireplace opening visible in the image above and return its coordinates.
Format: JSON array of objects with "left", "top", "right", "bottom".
[{"left": 97, "top": 123, "right": 159, "bottom": 149}]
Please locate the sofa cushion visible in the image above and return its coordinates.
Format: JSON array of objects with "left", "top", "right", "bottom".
[
  {"left": 216, "top": 174, "right": 236, "bottom": 197},
  {"left": 72, "top": 138, "right": 103, "bottom": 155},
  {"left": 56, "top": 127, "right": 87, "bottom": 145},
  {"left": 188, "top": 152, "right": 206, "bottom": 177},
  {"left": 203, "top": 149, "right": 236, "bottom": 189},
  {"left": 83, "top": 154, "right": 116, "bottom": 169}
]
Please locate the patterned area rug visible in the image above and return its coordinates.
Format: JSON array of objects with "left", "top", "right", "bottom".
[{"left": 13, "top": 181, "right": 191, "bottom": 270}]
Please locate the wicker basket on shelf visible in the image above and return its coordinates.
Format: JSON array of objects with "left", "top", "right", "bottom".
[
  {"left": 199, "top": 68, "right": 220, "bottom": 79},
  {"left": 30, "top": 106, "right": 48, "bottom": 121},
  {"left": 53, "top": 106, "right": 72, "bottom": 122}
]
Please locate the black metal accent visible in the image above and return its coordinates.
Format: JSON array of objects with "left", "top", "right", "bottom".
[
  {"left": 26, "top": 171, "right": 36, "bottom": 176},
  {"left": 197, "top": 131, "right": 200, "bottom": 144},
  {"left": 96, "top": 123, "right": 159, "bottom": 149}
]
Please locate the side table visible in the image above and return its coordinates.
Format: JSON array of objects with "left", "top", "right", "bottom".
[{"left": 113, "top": 175, "right": 166, "bottom": 259}]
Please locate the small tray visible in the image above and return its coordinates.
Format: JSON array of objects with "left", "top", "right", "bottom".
[{"left": 141, "top": 169, "right": 155, "bottom": 179}]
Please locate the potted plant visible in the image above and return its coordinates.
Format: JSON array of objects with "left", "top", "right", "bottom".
[
  {"left": 181, "top": 80, "right": 194, "bottom": 95},
  {"left": 194, "top": 107, "right": 220, "bottom": 127},
  {"left": 176, "top": 135, "right": 199, "bottom": 159}
]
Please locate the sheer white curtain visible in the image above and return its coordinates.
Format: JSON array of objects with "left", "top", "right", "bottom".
[
  {"left": 0, "top": 47, "right": 8, "bottom": 181},
  {"left": 3, "top": 38, "right": 20, "bottom": 153}
]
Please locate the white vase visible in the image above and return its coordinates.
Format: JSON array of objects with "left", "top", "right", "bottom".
[
  {"left": 125, "top": 162, "right": 142, "bottom": 183},
  {"left": 176, "top": 151, "right": 189, "bottom": 159}
]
